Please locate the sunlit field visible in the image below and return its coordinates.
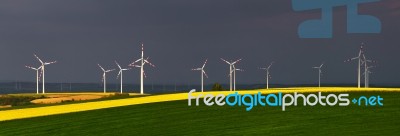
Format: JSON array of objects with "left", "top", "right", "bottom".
[
  {"left": 0, "top": 90, "right": 399, "bottom": 135},
  {"left": 0, "top": 87, "right": 399, "bottom": 121}
]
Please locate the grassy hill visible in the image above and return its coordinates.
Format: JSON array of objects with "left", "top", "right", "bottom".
[{"left": 0, "top": 92, "right": 399, "bottom": 135}]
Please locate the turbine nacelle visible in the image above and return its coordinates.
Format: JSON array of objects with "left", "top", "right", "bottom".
[
  {"left": 34, "top": 54, "right": 57, "bottom": 65},
  {"left": 25, "top": 65, "right": 42, "bottom": 71},
  {"left": 34, "top": 54, "right": 44, "bottom": 64},
  {"left": 98, "top": 64, "right": 115, "bottom": 73},
  {"left": 221, "top": 58, "right": 242, "bottom": 66},
  {"left": 232, "top": 59, "right": 242, "bottom": 65},
  {"left": 259, "top": 62, "right": 274, "bottom": 71},
  {"left": 192, "top": 59, "right": 208, "bottom": 78},
  {"left": 312, "top": 63, "right": 324, "bottom": 69},
  {"left": 115, "top": 61, "right": 131, "bottom": 79},
  {"left": 25, "top": 65, "right": 43, "bottom": 81},
  {"left": 221, "top": 58, "right": 243, "bottom": 75},
  {"left": 231, "top": 68, "right": 244, "bottom": 74}
]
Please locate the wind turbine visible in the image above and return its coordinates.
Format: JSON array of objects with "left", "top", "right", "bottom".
[
  {"left": 312, "top": 63, "right": 324, "bottom": 88},
  {"left": 129, "top": 43, "right": 155, "bottom": 94},
  {"left": 34, "top": 54, "right": 57, "bottom": 94},
  {"left": 115, "top": 61, "right": 131, "bottom": 94},
  {"left": 345, "top": 43, "right": 364, "bottom": 88},
  {"left": 361, "top": 54, "right": 376, "bottom": 88},
  {"left": 363, "top": 66, "right": 374, "bottom": 88},
  {"left": 191, "top": 59, "right": 208, "bottom": 92},
  {"left": 98, "top": 64, "right": 115, "bottom": 93},
  {"left": 25, "top": 65, "right": 42, "bottom": 94},
  {"left": 259, "top": 62, "right": 274, "bottom": 89},
  {"left": 232, "top": 65, "right": 243, "bottom": 91},
  {"left": 221, "top": 58, "right": 242, "bottom": 91}
]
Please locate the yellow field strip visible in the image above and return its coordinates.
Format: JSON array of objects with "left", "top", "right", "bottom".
[
  {"left": 7, "top": 92, "right": 117, "bottom": 96},
  {"left": 1, "top": 87, "right": 399, "bottom": 121}
]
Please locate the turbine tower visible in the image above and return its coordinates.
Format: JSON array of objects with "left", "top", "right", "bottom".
[
  {"left": 221, "top": 58, "right": 242, "bottom": 91},
  {"left": 191, "top": 59, "right": 208, "bottom": 92},
  {"left": 312, "top": 63, "right": 324, "bottom": 88},
  {"left": 25, "top": 65, "right": 42, "bottom": 94},
  {"left": 363, "top": 66, "right": 374, "bottom": 88},
  {"left": 115, "top": 61, "right": 131, "bottom": 93},
  {"left": 345, "top": 43, "right": 364, "bottom": 88},
  {"left": 361, "top": 53, "right": 376, "bottom": 88},
  {"left": 34, "top": 54, "right": 57, "bottom": 94},
  {"left": 130, "top": 43, "right": 155, "bottom": 94},
  {"left": 98, "top": 64, "right": 115, "bottom": 93},
  {"left": 232, "top": 65, "right": 243, "bottom": 91},
  {"left": 259, "top": 62, "right": 274, "bottom": 89}
]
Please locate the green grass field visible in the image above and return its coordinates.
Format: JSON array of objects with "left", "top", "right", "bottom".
[
  {"left": 0, "top": 93, "right": 136, "bottom": 111},
  {"left": 0, "top": 92, "right": 399, "bottom": 135}
]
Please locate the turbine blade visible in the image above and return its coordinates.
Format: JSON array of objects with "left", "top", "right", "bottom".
[
  {"left": 38, "top": 69, "right": 43, "bottom": 81},
  {"left": 115, "top": 61, "right": 122, "bottom": 69},
  {"left": 202, "top": 59, "right": 208, "bottom": 68},
  {"left": 129, "top": 58, "right": 142, "bottom": 66},
  {"left": 344, "top": 57, "right": 358, "bottom": 62},
  {"left": 360, "top": 43, "right": 364, "bottom": 51},
  {"left": 220, "top": 58, "right": 230, "bottom": 64},
  {"left": 117, "top": 71, "right": 122, "bottom": 79},
  {"left": 129, "top": 63, "right": 141, "bottom": 68},
  {"left": 191, "top": 68, "right": 201, "bottom": 71},
  {"left": 25, "top": 66, "right": 36, "bottom": 70},
  {"left": 98, "top": 64, "right": 105, "bottom": 72},
  {"left": 145, "top": 59, "right": 155, "bottom": 67},
  {"left": 230, "top": 69, "right": 234, "bottom": 74},
  {"left": 232, "top": 58, "right": 242, "bottom": 65},
  {"left": 203, "top": 70, "right": 208, "bottom": 78},
  {"left": 259, "top": 67, "right": 267, "bottom": 70},
  {"left": 34, "top": 54, "right": 44, "bottom": 64},
  {"left": 134, "top": 58, "right": 142, "bottom": 63},
  {"left": 44, "top": 61, "right": 57, "bottom": 65},
  {"left": 267, "top": 62, "right": 274, "bottom": 69},
  {"left": 106, "top": 69, "right": 115, "bottom": 72},
  {"left": 236, "top": 69, "right": 244, "bottom": 71}
]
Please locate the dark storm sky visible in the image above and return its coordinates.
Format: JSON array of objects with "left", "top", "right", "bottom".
[{"left": 0, "top": 0, "right": 399, "bottom": 85}]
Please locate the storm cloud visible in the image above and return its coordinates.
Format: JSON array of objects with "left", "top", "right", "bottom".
[{"left": 0, "top": 0, "right": 399, "bottom": 86}]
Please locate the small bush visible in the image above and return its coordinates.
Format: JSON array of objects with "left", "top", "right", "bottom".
[
  {"left": 0, "top": 96, "right": 37, "bottom": 106},
  {"left": 211, "top": 83, "right": 225, "bottom": 91}
]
